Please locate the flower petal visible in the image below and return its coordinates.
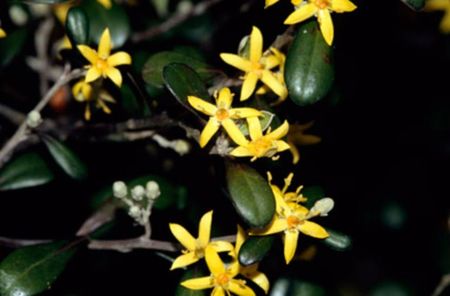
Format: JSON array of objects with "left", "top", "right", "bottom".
[
  {"left": 216, "top": 87, "right": 233, "bottom": 109},
  {"left": 235, "top": 225, "right": 246, "bottom": 253},
  {"left": 284, "top": 3, "right": 317, "bottom": 25},
  {"left": 426, "top": 0, "right": 450, "bottom": 10},
  {"left": 105, "top": 67, "right": 123, "bottom": 87},
  {"left": 265, "top": 0, "right": 280, "bottom": 8},
  {"left": 229, "top": 146, "right": 253, "bottom": 157},
  {"left": 170, "top": 251, "right": 198, "bottom": 270},
  {"left": 187, "top": 96, "right": 217, "bottom": 116},
  {"left": 252, "top": 218, "right": 287, "bottom": 235},
  {"left": 0, "top": 28, "right": 6, "bottom": 38},
  {"left": 205, "top": 246, "right": 226, "bottom": 276},
  {"left": 318, "top": 9, "right": 334, "bottom": 46},
  {"left": 222, "top": 119, "right": 249, "bottom": 147},
  {"left": 247, "top": 116, "right": 263, "bottom": 140},
  {"left": 200, "top": 118, "right": 220, "bottom": 147},
  {"left": 440, "top": 10, "right": 450, "bottom": 33},
  {"left": 97, "top": 0, "right": 112, "bottom": 9},
  {"left": 275, "top": 140, "right": 291, "bottom": 152},
  {"left": 249, "top": 26, "right": 263, "bottom": 63},
  {"left": 98, "top": 28, "right": 112, "bottom": 58},
  {"left": 108, "top": 52, "right": 132, "bottom": 67},
  {"left": 78, "top": 45, "right": 99, "bottom": 65},
  {"left": 228, "top": 280, "right": 256, "bottom": 296},
  {"left": 240, "top": 72, "right": 259, "bottom": 101},
  {"left": 268, "top": 120, "right": 289, "bottom": 140},
  {"left": 298, "top": 221, "right": 329, "bottom": 239},
  {"left": 284, "top": 230, "right": 299, "bottom": 264},
  {"left": 244, "top": 270, "right": 270, "bottom": 294},
  {"left": 198, "top": 210, "right": 213, "bottom": 247},
  {"left": 85, "top": 67, "right": 102, "bottom": 83},
  {"left": 169, "top": 223, "right": 196, "bottom": 250},
  {"left": 212, "top": 287, "right": 226, "bottom": 296},
  {"left": 181, "top": 276, "right": 213, "bottom": 290},
  {"left": 229, "top": 108, "right": 262, "bottom": 119},
  {"left": 220, "top": 53, "right": 253, "bottom": 72},
  {"left": 288, "top": 141, "right": 300, "bottom": 164},
  {"left": 331, "top": 0, "right": 357, "bottom": 12},
  {"left": 209, "top": 240, "right": 234, "bottom": 253},
  {"left": 261, "top": 70, "right": 287, "bottom": 98}
]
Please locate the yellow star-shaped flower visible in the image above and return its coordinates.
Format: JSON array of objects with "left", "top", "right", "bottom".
[
  {"left": 188, "top": 87, "right": 262, "bottom": 147},
  {"left": 72, "top": 80, "right": 115, "bottom": 120},
  {"left": 181, "top": 246, "right": 256, "bottom": 296},
  {"left": 220, "top": 26, "right": 287, "bottom": 101},
  {"left": 0, "top": 28, "right": 6, "bottom": 38},
  {"left": 230, "top": 117, "right": 291, "bottom": 161},
  {"left": 169, "top": 211, "right": 233, "bottom": 270},
  {"left": 426, "top": 0, "right": 450, "bottom": 33},
  {"left": 267, "top": 172, "right": 307, "bottom": 212},
  {"left": 77, "top": 28, "right": 132, "bottom": 87}
]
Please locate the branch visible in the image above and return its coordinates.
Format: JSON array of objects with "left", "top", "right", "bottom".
[
  {"left": 0, "top": 236, "right": 52, "bottom": 248},
  {"left": 432, "top": 274, "right": 450, "bottom": 296},
  {"left": 132, "top": 0, "right": 224, "bottom": 43},
  {"left": 0, "top": 103, "right": 26, "bottom": 125},
  {"left": 88, "top": 237, "right": 179, "bottom": 253},
  {"left": 76, "top": 200, "right": 119, "bottom": 237}
]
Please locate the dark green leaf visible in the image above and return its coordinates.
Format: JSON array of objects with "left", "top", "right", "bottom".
[
  {"left": 225, "top": 162, "right": 275, "bottom": 228},
  {"left": 285, "top": 20, "right": 334, "bottom": 106},
  {"left": 238, "top": 235, "right": 275, "bottom": 266},
  {"left": 120, "top": 83, "right": 151, "bottom": 117},
  {"left": 163, "top": 63, "right": 210, "bottom": 110},
  {"left": 42, "top": 135, "right": 87, "bottom": 180},
  {"left": 20, "top": 0, "right": 70, "bottom": 3},
  {"left": 0, "top": 241, "right": 76, "bottom": 296},
  {"left": 0, "top": 28, "right": 27, "bottom": 67},
  {"left": 0, "top": 153, "right": 54, "bottom": 191},
  {"left": 66, "top": 7, "right": 89, "bottom": 46},
  {"left": 370, "top": 281, "right": 412, "bottom": 296},
  {"left": 322, "top": 228, "right": 352, "bottom": 251},
  {"left": 270, "top": 278, "right": 326, "bottom": 296},
  {"left": 175, "top": 266, "right": 207, "bottom": 296},
  {"left": 143, "top": 51, "right": 214, "bottom": 88},
  {"left": 81, "top": 0, "right": 130, "bottom": 48},
  {"left": 400, "top": 0, "right": 425, "bottom": 11},
  {"left": 302, "top": 185, "right": 325, "bottom": 208}
]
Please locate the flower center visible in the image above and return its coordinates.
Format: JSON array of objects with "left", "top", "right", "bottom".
[
  {"left": 96, "top": 59, "right": 109, "bottom": 71},
  {"left": 215, "top": 108, "right": 229, "bottom": 121},
  {"left": 287, "top": 215, "right": 304, "bottom": 229},
  {"left": 250, "top": 61, "right": 264, "bottom": 76},
  {"left": 314, "top": 0, "right": 330, "bottom": 9},
  {"left": 215, "top": 273, "right": 230, "bottom": 286},
  {"left": 247, "top": 136, "right": 278, "bottom": 158}
]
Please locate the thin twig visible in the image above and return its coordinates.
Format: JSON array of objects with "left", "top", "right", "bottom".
[
  {"left": 35, "top": 17, "right": 54, "bottom": 97},
  {"left": 432, "top": 274, "right": 450, "bottom": 296},
  {"left": 0, "top": 103, "right": 26, "bottom": 125},
  {"left": 76, "top": 200, "right": 118, "bottom": 237},
  {"left": 88, "top": 237, "right": 179, "bottom": 253},
  {"left": 0, "top": 236, "right": 53, "bottom": 248},
  {"left": 132, "top": 0, "right": 224, "bottom": 43}
]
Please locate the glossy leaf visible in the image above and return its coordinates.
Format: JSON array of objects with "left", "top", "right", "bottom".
[
  {"left": 0, "top": 241, "right": 76, "bottom": 296},
  {"left": 0, "top": 153, "right": 54, "bottom": 191},
  {"left": 270, "top": 278, "right": 326, "bottom": 296},
  {"left": 322, "top": 228, "right": 352, "bottom": 251},
  {"left": 81, "top": 0, "right": 130, "bottom": 48},
  {"left": 285, "top": 20, "right": 334, "bottom": 106},
  {"left": 143, "top": 51, "right": 214, "bottom": 88},
  {"left": 400, "top": 0, "right": 425, "bottom": 11},
  {"left": 66, "top": 7, "right": 89, "bottom": 46},
  {"left": 0, "top": 28, "right": 27, "bottom": 67},
  {"left": 42, "top": 135, "right": 88, "bottom": 180},
  {"left": 226, "top": 162, "right": 275, "bottom": 228},
  {"left": 120, "top": 83, "right": 151, "bottom": 117},
  {"left": 238, "top": 235, "right": 275, "bottom": 266}
]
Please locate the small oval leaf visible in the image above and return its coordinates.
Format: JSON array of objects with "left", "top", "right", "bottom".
[
  {"left": 42, "top": 135, "right": 87, "bottom": 180},
  {"left": 285, "top": 20, "right": 334, "bottom": 106},
  {"left": 270, "top": 278, "right": 326, "bottom": 296},
  {"left": 66, "top": 7, "right": 89, "bottom": 46},
  {"left": 0, "top": 153, "right": 54, "bottom": 191},
  {"left": 238, "top": 235, "right": 275, "bottom": 266},
  {"left": 225, "top": 162, "right": 275, "bottom": 228},
  {"left": 322, "top": 228, "right": 352, "bottom": 251},
  {"left": 0, "top": 241, "right": 76, "bottom": 296},
  {"left": 0, "top": 28, "right": 27, "bottom": 67},
  {"left": 400, "top": 0, "right": 425, "bottom": 11}
]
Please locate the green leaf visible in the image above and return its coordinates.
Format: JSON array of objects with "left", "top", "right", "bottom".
[
  {"left": 322, "top": 228, "right": 352, "bottom": 251},
  {"left": 285, "top": 20, "right": 334, "bottom": 106},
  {"left": 270, "top": 278, "right": 326, "bottom": 296},
  {"left": 225, "top": 162, "right": 275, "bottom": 228},
  {"left": 0, "top": 28, "right": 27, "bottom": 67},
  {"left": 120, "top": 83, "right": 151, "bottom": 117},
  {"left": 0, "top": 241, "right": 76, "bottom": 296},
  {"left": 19, "top": 0, "right": 70, "bottom": 3},
  {"left": 143, "top": 51, "right": 214, "bottom": 88},
  {"left": 175, "top": 266, "right": 207, "bottom": 296},
  {"left": 0, "top": 153, "right": 54, "bottom": 191},
  {"left": 162, "top": 63, "right": 211, "bottom": 109},
  {"left": 66, "top": 7, "right": 89, "bottom": 46},
  {"left": 81, "top": 0, "right": 130, "bottom": 48},
  {"left": 42, "top": 135, "right": 88, "bottom": 180},
  {"left": 400, "top": 0, "right": 425, "bottom": 11},
  {"left": 238, "top": 235, "right": 275, "bottom": 266}
]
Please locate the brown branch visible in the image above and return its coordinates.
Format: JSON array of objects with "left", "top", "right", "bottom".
[
  {"left": 132, "top": 0, "right": 224, "bottom": 43},
  {"left": 0, "top": 236, "right": 53, "bottom": 248},
  {"left": 88, "top": 237, "right": 179, "bottom": 253},
  {"left": 76, "top": 200, "right": 119, "bottom": 237},
  {"left": 432, "top": 274, "right": 450, "bottom": 296}
]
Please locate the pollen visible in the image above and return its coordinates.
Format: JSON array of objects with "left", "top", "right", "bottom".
[
  {"left": 96, "top": 59, "right": 109, "bottom": 71},
  {"left": 314, "top": 0, "right": 331, "bottom": 9},
  {"left": 215, "top": 108, "right": 229, "bottom": 121},
  {"left": 287, "top": 215, "right": 304, "bottom": 229},
  {"left": 215, "top": 273, "right": 230, "bottom": 286}
]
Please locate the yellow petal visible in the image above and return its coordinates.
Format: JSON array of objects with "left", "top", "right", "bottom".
[
  {"left": 318, "top": 9, "right": 334, "bottom": 46},
  {"left": 440, "top": 10, "right": 450, "bottom": 33},
  {"left": 77, "top": 45, "right": 99, "bottom": 65},
  {"left": 98, "top": 28, "right": 112, "bottom": 58},
  {"left": 331, "top": 0, "right": 357, "bottom": 12},
  {"left": 262, "top": 53, "right": 281, "bottom": 70},
  {"left": 240, "top": 72, "right": 259, "bottom": 101},
  {"left": 105, "top": 67, "right": 123, "bottom": 87},
  {"left": 284, "top": 230, "right": 299, "bottom": 264},
  {"left": 253, "top": 218, "right": 287, "bottom": 235},
  {"left": 198, "top": 210, "right": 213, "bottom": 247},
  {"left": 170, "top": 251, "right": 199, "bottom": 270},
  {"left": 275, "top": 140, "right": 291, "bottom": 152},
  {"left": 261, "top": 70, "right": 287, "bottom": 98},
  {"left": 235, "top": 225, "right": 246, "bottom": 253},
  {"left": 84, "top": 103, "right": 91, "bottom": 121},
  {"left": 209, "top": 240, "right": 234, "bottom": 253},
  {"left": 228, "top": 280, "right": 256, "bottom": 296},
  {"left": 249, "top": 26, "right": 263, "bottom": 63},
  {"left": 108, "top": 52, "right": 132, "bottom": 67},
  {"left": 222, "top": 119, "right": 249, "bottom": 147},
  {"left": 181, "top": 277, "right": 213, "bottom": 290},
  {"left": 187, "top": 96, "right": 217, "bottom": 116},
  {"left": 72, "top": 81, "right": 84, "bottom": 99},
  {"left": 268, "top": 120, "right": 289, "bottom": 140},
  {"left": 247, "top": 117, "right": 263, "bottom": 140},
  {"left": 229, "top": 146, "right": 253, "bottom": 158},
  {"left": 205, "top": 246, "right": 226, "bottom": 276},
  {"left": 97, "top": 0, "right": 112, "bottom": 9},
  {"left": 229, "top": 108, "right": 262, "bottom": 119},
  {"left": 212, "top": 287, "right": 226, "bottom": 296},
  {"left": 298, "top": 221, "right": 329, "bottom": 239},
  {"left": 200, "top": 118, "right": 220, "bottom": 147},
  {"left": 216, "top": 87, "right": 233, "bottom": 109},
  {"left": 284, "top": 3, "right": 317, "bottom": 25},
  {"left": 85, "top": 67, "right": 102, "bottom": 83},
  {"left": 425, "top": 0, "right": 449, "bottom": 11},
  {"left": 0, "top": 28, "right": 6, "bottom": 38},
  {"left": 244, "top": 270, "right": 270, "bottom": 294},
  {"left": 97, "top": 99, "right": 112, "bottom": 114},
  {"left": 220, "top": 53, "right": 253, "bottom": 72},
  {"left": 289, "top": 141, "right": 300, "bottom": 164},
  {"left": 265, "top": 0, "right": 280, "bottom": 8},
  {"left": 169, "top": 223, "right": 196, "bottom": 250}
]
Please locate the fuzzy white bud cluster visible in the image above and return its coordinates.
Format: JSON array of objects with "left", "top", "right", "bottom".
[
  {"left": 26, "top": 111, "right": 42, "bottom": 128},
  {"left": 310, "top": 197, "right": 335, "bottom": 217}
]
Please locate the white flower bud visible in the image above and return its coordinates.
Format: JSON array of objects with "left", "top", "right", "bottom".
[
  {"left": 128, "top": 205, "right": 141, "bottom": 219},
  {"left": 9, "top": 5, "right": 28, "bottom": 26},
  {"left": 113, "top": 181, "right": 128, "bottom": 199},
  {"left": 131, "top": 185, "right": 145, "bottom": 201},
  {"left": 310, "top": 197, "right": 335, "bottom": 217},
  {"left": 26, "top": 111, "right": 42, "bottom": 128},
  {"left": 146, "top": 181, "right": 160, "bottom": 200},
  {"left": 174, "top": 140, "right": 190, "bottom": 155}
]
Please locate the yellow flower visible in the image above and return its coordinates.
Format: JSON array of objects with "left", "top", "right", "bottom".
[
  {"left": 72, "top": 80, "right": 115, "bottom": 120},
  {"left": 169, "top": 211, "right": 233, "bottom": 270},
  {"left": 188, "top": 87, "right": 262, "bottom": 147},
  {"left": 181, "top": 246, "right": 256, "bottom": 296},
  {"left": 267, "top": 172, "right": 307, "bottom": 211},
  {"left": 283, "top": 0, "right": 357, "bottom": 45},
  {"left": 0, "top": 28, "right": 6, "bottom": 38},
  {"left": 97, "top": 0, "right": 113, "bottom": 9},
  {"left": 230, "top": 117, "right": 291, "bottom": 161},
  {"left": 53, "top": 3, "right": 72, "bottom": 24},
  {"left": 220, "top": 26, "right": 287, "bottom": 101},
  {"left": 77, "top": 28, "right": 132, "bottom": 87},
  {"left": 425, "top": 0, "right": 450, "bottom": 33},
  {"left": 252, "top": 192, "right": 329, "bottom": 264},
  {"left": 287, "top": 122, "right": 321, "bottom": 164}
]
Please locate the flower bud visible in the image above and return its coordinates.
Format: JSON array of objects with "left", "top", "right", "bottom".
[{"left": 113, "top": 181, "right": 128, "bottom": 199}]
